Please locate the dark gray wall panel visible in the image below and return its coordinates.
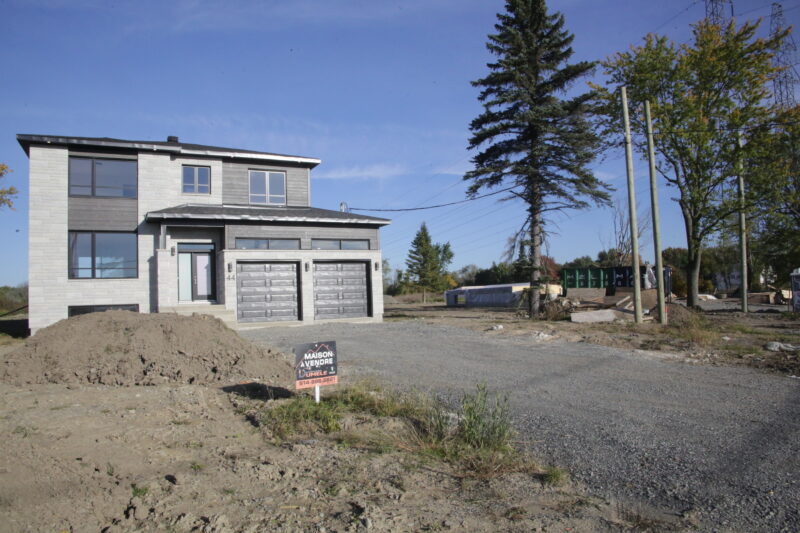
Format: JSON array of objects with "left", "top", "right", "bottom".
[
  {"left": 68, "top": 197, "right": 138, "bottom": 231},
  {"left": 222, "top": 162, "right": 309, "bottom": 206},
  {"left": 227, "top": 224, "right": 379, "bottom": 250}
]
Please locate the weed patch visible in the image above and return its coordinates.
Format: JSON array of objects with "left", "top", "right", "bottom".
[{"left": 255, "top": 381, "right": 547, "bottom": 479}]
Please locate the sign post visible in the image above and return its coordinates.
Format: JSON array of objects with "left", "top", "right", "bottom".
[{"left": 294, "top": 341, "right": 338, "bottom": 403}]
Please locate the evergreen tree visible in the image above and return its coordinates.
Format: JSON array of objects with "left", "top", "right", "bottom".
[
  {"left": 405, "top": 223, "right": 452, "bottom": 296},
  {"left": 465, "top": 0, "right": 611, "bottom": 316}
]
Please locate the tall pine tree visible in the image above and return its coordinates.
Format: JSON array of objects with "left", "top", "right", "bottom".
[
  {"left": 466, "top": 0, "right": 610, "bottom": 316},
  {"left": 405, "top": 222, "right": 452, "bottom": 299}
]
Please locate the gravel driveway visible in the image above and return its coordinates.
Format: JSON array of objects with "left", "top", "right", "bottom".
[{"left": 242, "top": 321, "right": 800, "bottom": 532}]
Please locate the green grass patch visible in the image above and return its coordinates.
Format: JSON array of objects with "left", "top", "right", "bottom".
[
  {"left": 542, "top": 466, "right": 568, "bottom": 485},
  {"left": 256, "top": 381, "right": 542, "bottom": 478},
  {"left": 131, "top": 484, "right": 148, "bottom": 498}
]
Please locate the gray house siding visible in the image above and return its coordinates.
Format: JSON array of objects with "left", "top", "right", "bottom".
[
  {"left": 222, "top": 162, "right": 309, "bottom": 206},
  {"left": 225, "top": 224, "right": 380, "bottom": 250},
  {"left": 68, "top": 197, "right": 138, "bottom": 231}
]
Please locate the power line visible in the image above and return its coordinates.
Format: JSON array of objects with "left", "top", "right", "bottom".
[
  {"left": 349, "top": 185, "right": 517, "bottom": 212},
  {"left": 654, "top": 0, "right": 702, "bottom": 32}
]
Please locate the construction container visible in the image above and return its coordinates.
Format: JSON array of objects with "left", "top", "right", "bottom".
[{"left": 561, "top": 266, "right": 672, "bottom": 295}]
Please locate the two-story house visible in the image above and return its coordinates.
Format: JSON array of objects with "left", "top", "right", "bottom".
[{"left": 17, "top": 134, "right": 390, "bottom": 333}]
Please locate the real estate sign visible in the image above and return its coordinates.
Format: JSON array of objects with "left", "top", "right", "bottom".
[{"left": 294, "top": 341, "right": 338, "bottom": 390}]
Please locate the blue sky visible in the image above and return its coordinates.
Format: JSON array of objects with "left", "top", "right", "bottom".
[{"left": 1, "top": 0, "right": 797, "bottom": 286}]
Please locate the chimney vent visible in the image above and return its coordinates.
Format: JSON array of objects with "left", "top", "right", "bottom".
[{"left": 167, "top": 135, "right": 179, "bottom": 143}]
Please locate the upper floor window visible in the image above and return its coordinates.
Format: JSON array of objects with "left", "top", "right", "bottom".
[
  {"left": 68, "top": 231, "right": 137, "bottom": 279},
  {"left": 249, "top": 170, "right": 286, "bottom": 205},
  {"left": 69, "top": 157, "right": 137, "bottom": 198},
  {"left": 182, "top": 166, "right": 210, "bottom": 194}
]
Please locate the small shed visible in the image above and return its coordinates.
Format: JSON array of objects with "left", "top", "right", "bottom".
[{"left": 445, "top": 283, "right": 530, "bottom": 307}]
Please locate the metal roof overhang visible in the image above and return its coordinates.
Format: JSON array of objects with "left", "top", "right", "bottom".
[
  {"left": 145, "top": 210, "right": 390, "bottom": 226},
  {"left": 16, "top": 134, "right": 321, "bottom": 167}
]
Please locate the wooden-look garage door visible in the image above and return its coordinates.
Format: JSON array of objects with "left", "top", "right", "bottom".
[
  {"left": 237, "top": 262, "right": 299, "bottom": 322},
  {"left": 313, "top": 262, "right": 369, "bottom": 319}
]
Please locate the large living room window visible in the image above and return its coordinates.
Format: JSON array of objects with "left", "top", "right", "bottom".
[
  {"left": 68, "top": 232, "right": 137, "bottom": 279},
  {"left": 69, "top": 157, "right": 137, "bottom": 198},
  {"left": 182, "top": 166, "right": 210, "bottom": 194},
  {"left": 249, "top": 170, "right": 286, "bottom": 205}
]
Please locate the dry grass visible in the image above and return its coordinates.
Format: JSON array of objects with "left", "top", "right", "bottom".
[{"left": 256, "top": 381, "right": 550, "bottom": 479}]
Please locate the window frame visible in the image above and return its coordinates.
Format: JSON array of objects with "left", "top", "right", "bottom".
[
  {"left": 182, "top": 165, "right": 211, "bottom": 195},
  {"left": 68, "top": 231, "right": 139, "bottom": 280},
  {"left": 68, "top": 157, "right": 138, "bottom": 198},
  {"left": 235, "top": 238, "right": 300, "bottom": 250},
  {"left": 68, "top": 304, "right": 139, "bottom": 317},
  {"left": 248, "top": 169, "right": 287, "bottom": 206},
  {"left": 311, "top": 239, "right": 370, "bottom": 250}
]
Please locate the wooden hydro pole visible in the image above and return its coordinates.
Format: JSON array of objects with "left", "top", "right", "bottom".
[
  {"left": 620, "top": 86, "right": 643, "bottom": 324},
  {"left": 737, "top": 131, "right": 748, "bottom": 313},
  {"left": 645, "top": 101, "right": 667, "bottom": 324}
]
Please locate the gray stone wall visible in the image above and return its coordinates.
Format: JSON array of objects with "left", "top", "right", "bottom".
[{"left": 28, "top": 146, "right": 154, "bottom": 333}]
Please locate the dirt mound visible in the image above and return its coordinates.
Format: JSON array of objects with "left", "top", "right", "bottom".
[
  {"left": 2, "top": 311, "right": 292, "bottom": 386},
  {"left": 666, "top": 303, "right": 700, "bottom": 328}
]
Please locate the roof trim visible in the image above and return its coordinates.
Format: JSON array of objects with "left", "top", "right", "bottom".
[
  {"left": 16, "top": 134, "right": 321, "bottom": 167},
  {"left": 146, "top": 212, "right": 390, "bottom": 225},
  {"left": 145, "top": 204, "right": 390, "bottom": 226}
]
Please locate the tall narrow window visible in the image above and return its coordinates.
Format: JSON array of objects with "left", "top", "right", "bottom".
[
  {"left": 182, "top": 166, "right": 211, "bottom": 194},
  {"left": 249, "top": 170, "right": 286, "bottom": 205}
]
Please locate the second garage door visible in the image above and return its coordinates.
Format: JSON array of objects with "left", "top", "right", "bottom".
[
  {"left": 237, "top": 262, "right": 299, "bottom": 322},
  {"left": 313, "top": 262, "right": 369, "bottom": 319}
]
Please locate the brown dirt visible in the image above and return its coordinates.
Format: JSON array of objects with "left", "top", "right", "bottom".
[
  {"left": 0, "top": 381, "right": 687, "bottom": 533},
  {"left": 1, "top": 311, "right": 293, "bottom": 386},
  {"left": 0, "top": 310, "right": 689, "bottom": 532}
]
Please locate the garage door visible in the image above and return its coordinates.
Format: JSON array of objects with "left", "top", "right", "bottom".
[
  {"left": 313, "top": 262, "right": 369, "bottom": 319},
  {"left": 237, "top": 262, "right": 299, "bottom": 322}
]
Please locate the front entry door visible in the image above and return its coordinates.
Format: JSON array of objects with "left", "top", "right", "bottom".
[{"left": 178, "top": 244, "right": 216, "bottom": 302}]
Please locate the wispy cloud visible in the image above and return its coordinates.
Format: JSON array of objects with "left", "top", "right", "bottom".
[{"left": 314, "top": 163, "right": 408, "bottom": 180}]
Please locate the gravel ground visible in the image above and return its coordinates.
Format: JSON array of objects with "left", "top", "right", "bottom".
[{"left": 242, "top": 321, "right": 800, "bottom": 533}]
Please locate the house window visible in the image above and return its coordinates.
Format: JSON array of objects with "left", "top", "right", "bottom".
[
  {"left": 311, "top": 239, "right": 370, "bottom": 250},
  {"left": 68, "top": 232, "right": 137, "bottom": 279},
  {"left": 68, "top": 304, "right": 139, "bottom": 317},
  {"left": 182, "top": 166, "right": 210, "bottom": 194},
  {"left": 249, "top": 170, "right": 286, "bottom": 205},
  {"left": 235, "top": 238, "right": 300, "bottom": 250},
  {"left": 69, "top": 157, "right": 137, "bottom": 198}
]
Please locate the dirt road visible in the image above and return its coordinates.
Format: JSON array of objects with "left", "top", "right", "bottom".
[{"left": 243, "top": 320, "right": 800, "bottom": 533}]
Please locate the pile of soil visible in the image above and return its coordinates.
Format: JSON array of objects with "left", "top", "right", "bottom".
[
  {"left": 665, "top": 302, "right": 700, "bottom": 328},
  {"left": 1, "top": 311, "right": 292, "bottom": 386}
]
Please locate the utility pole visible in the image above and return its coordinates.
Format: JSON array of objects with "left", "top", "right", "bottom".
[
  {"left": 620, "top": 87, "right": 643, "bottom": 324},
  {"left": 705, "top": 0, "right": 733, "bottom": 26},
  {"left": 645, "top": 101, "right": 667, "bottom": 324},
  {"left": 737, "top": 131, "right": 748, "bottom": 313},
  {"left": 770, "top": 3, "right": 798, "bottom": 109}
]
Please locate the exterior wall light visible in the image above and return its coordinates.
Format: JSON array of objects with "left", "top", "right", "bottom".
[
  {"left": 374, "top": 262, "right": 379, "bottom": 271},
  {"left": 305, "top": 262, "right": 310, "bottom": 272},
  {"left": 227, "top": 262, "right": 233, "bottom": 273},
  {"left": 170, "top": 246, "right": 176, "bottom": 256}
]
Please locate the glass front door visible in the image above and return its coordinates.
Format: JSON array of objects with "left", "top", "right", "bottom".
[{"left": 177, "top": 244, "right": 216, "bottom": 302}]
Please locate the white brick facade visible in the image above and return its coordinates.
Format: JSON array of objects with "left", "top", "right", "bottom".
[{"left": 23, "top": 136, "right": 387, "bottom": 332}]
